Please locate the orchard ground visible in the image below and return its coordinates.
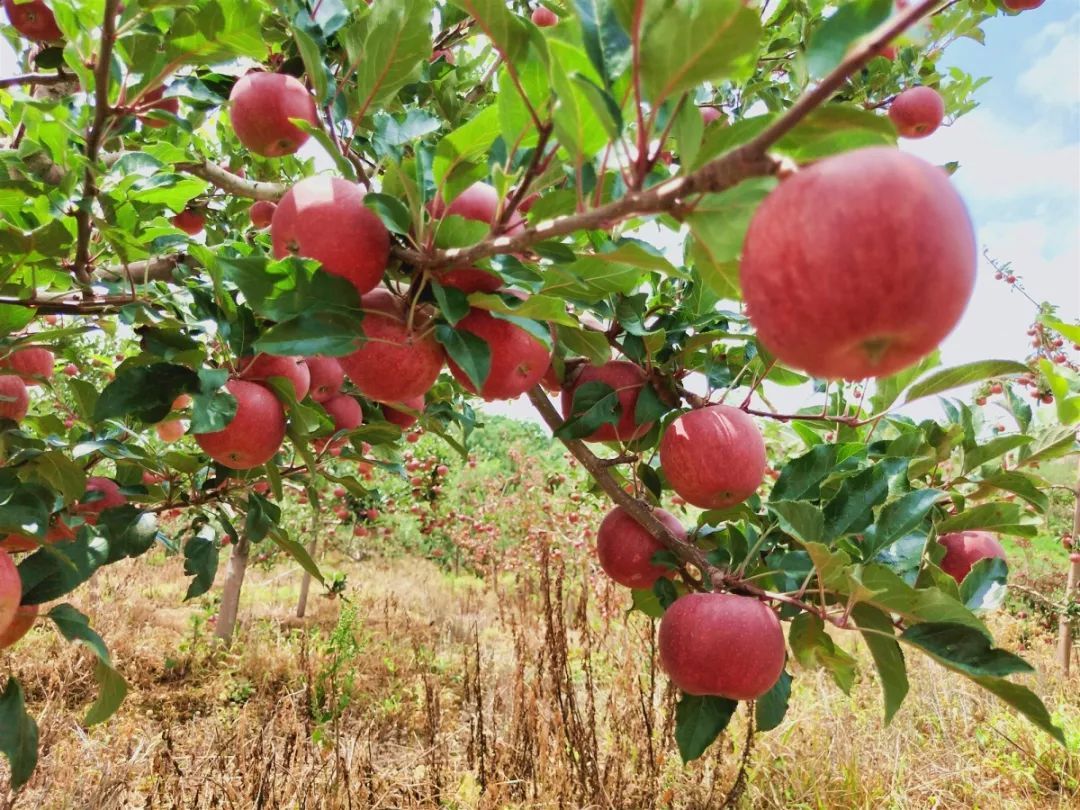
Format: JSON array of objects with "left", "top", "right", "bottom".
[{"left": 2, "top": 418, "right": 1077, "bottom": 810}]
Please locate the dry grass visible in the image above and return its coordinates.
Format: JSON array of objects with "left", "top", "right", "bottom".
[{"left": 1, "top": 540, "right": 1078, "bottom": 809}]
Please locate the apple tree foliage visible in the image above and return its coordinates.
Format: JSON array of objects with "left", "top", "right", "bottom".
[{"left": 0, "top": 0, "right": 1077, "bottom": 788}]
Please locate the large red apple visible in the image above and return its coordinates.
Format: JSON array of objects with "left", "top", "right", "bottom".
[
  {"left": 562, "top": 360, "right": 654, "bottom": 443},
  {"left": 322, "top": 394, "right": 363, "bottom": 434},
  {"left": 0, "top": 550, "right": 19, "bottom": 639},
  {"left": 249, "top": 200, "right": 276, "bottom": 229},
  {"left": 76, "top": 477, "right": 127, "bottom": 524},
  {"left": 2, "top": 346, "right": 53, "bottom": 385},
  {"left": 3, "top": 0, "right": 62, "bottom": 41},
  {"left": 339, "top": 289, "right": 445, "bottom": 402},
  {"left": 137, "top": 85, "right": 180, "bottom": 128},
  {"left": 531, "top": 6, "right": 558, "bottom": 26},
  {"left": 381, "top": 395, "right": 425, "bottom": 429},
  {"left": 740, "top": 147, "right": 975, "bottom": 380},
  {"left": 938, "top": 530, "right": 1007, "bottom": 583},
  {"left": 596, "top": 506, "right": 684, "bottom": 589},
  {"left": 304, "top": 356, "right": 344, "bottom": 403},
  {"left": 194, "top": 379, "right": 286, "bottom": 470},
  {"left": 659, "top": 405, "right": 766, "bottom": 509},
  {"left": 659, "top": 592, "right": 786, "bottom": 700},
  {"left": 434, "top": 266, "right": 503, "bottom": 293},
  {"left": 228, "top": 72, "right": 319, "bottom": 157},
  {"left": 271, "top": 176, "right": 390, "bottom": 296},
  {"left": 238, "top": 354, "right": 311, "bottom": 401},
  {"left": 0, "top": 603, "right": 37, "bottom": 649},
  {"left": 172, "top": 209, "right": 205, "bottom": 235},
  {"left": 447, "top": 308, "right": 552, "bottom": 401},
  {"left": 0, "top": 375, "right": 29, "bottom": 422},
  {"left": 888, "top": 86, "right": 945, "bottom": 139}
]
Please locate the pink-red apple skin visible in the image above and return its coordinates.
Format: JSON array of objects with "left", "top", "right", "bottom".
[
  {"left": 0, "top": 549, "right": 20, "bottom": 639},
  {"left": 888, "top": 86, "right": 945, "bottom": 139},
  {"left": 249, "top": 200, "right": 276, "bottom": 229},
  {"left": 238, "top": 354, "right": 311, "bottom": 401},
  {"left": 3, "top": 0, "right": 62, "bottom": 41},
  {"left": 271, "top": 176, "right": 390, "bottom": 296},
  {"left": 2, "top": 347, "right": 54, "bottom": 385},
  {"left": 596, "top": 506, "right": 684, "bottom": 589},
  {"left": 195, "top": 379, "right": 286, "bottom": 470},
  {"left": 340, "top": 289, "right": 444, "bottom": 403},
  {"left": 659, "top": 405, "right": 766, "bottom": 509},
  {"left": 938, "top": 531, "right": 1007, "bottom": 583},
  {"left": 659, "top": 592, "right": 786, "bottom": 699},
  {"left": 0, "top": 522, "right": 73, "bottom": 553},
  {"left": 447, "top": 308, "right": 552, "bottom": 401},
  {"left": 172, "top": 209, "right": 205, "bottom": 235},
  {"left": 322, "top": 394, "right": 363, "bottom": 433},
  {"left": 228, "top": 72, "right": 319, "bottom": 157},
  {"left": 434, "top": 266, "right": 503, "bottom": 293},
  {"left": 700, "top": 106, "right": 723, "bottom": 125},
  {"left": 562, "top": 360, "right": 653, "bottom": 443},
  {"left": 137, "top": 86, "right": 180, "bottom": 128},
  {"left": 429, "top": 181, "right": 525, "bottom": 233},
  {"left": 740, "top": 147, "right": 976, "bottom": 380},
  {"left": 305, "top": 356, "right": 344, "bottom": 403},
  {"left": 77, "top": 477, "right": 127, "bottom": 523},
  {"left": 0, "top": 375, "right": 30, "bottom": 422},
  {"left": 382, "top": 395, "right": 425, "bottom": 429},
  {"left": 531, "top": 6, "right": 558, "bottom": 26},
  {"left": 156, "top": 420, "right": 185, "bottom": 443},
  {"left": 0, "top": 603, "right": 37, "bottom": 649},
  {"left": 1003, "top": 0, "right": 1043, "bottom": 9}
]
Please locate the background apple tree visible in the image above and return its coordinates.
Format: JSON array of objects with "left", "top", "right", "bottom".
[{"left": 0, "top": 0, "right": 1076, "bottom": 791}]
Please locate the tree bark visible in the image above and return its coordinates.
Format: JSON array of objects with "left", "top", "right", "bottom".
[
  {"left": 214, "top": 534, "right": 250, "bottom": 646},
  {"left": 1056, "top": 457, "right": 1080, "bottom": 675}
]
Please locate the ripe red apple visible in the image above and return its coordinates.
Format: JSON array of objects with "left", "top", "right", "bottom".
[
  {"left": 0, "top": 375, "right": 29, "bottom": 422},
  {"left": 137, "top": 86, "right": 180, "bottom": 129},
  {"left": 561, "top": 360, "right": 653, "bottom": 443},
  {"left": 938, "top": 530, "right": 1007, "bottom": 583},
  {"left": 156, "top": 419, "right": 185, "bottom": 443},
  {"left": 740, "top": 148, "right": 975, "bottom": 380},
  {"left": 272, "top": 176, "right": 390, "bottom": 295},
  {"left": 304, "top": 356, "right": 344, "bottom": 403},
  {"left": 238, "top": 354, "right": 311, "bottom": 401},
  {"left": 531, "top": 6, "right": 558, "bottom": 26},
  {"left": 659, "top": 593, "right": 786, "bottom": 700},
  {"left": 2, "top": 0, "right": 62, "bottom": 41},
  {"left": 659, "top": 405, "right": 766, "bottom": 509},
  {"left": 446, "top": 308, "right": 552, "bottom": 400},
  {"left": 382, "top": 394, "right": 425, "bottom": 429},
  {"left": 0, "top": 550, "right": 20, "bottom": 640},
  {"left": 194, "top": 379, "right": 286, "bottom": 469},
  {"left": 322, "top": 394, "right": 363, "bottom": 436},
  {"left": 340, "top": 289, "right": 445, "bottom": 402},
  {"left": 0, "top": 521, "right": 73, "bottom": 553},
  {"left": 433, "top": 266, "right": 503, "bottom": 293},
  {"left": 888, "top": 86, "right": 945, "bottom": 139},
  {"left": 596, "top": 506, "right": 684, "bottom": 589},
  {"left": 429, "top": 181, "right": 525, "bottom": 233},
  {"left": 0, "top": 603, "right": 37, "bottom": 649},
  {"left": 228, "top": 72, "right": 319, "bottom": 157},
  {"left": 249, "top": 200, "right": 276, "bottom": 229},
  {"left": 63, "top": 362, "right": 78, "bottom": 377},
  {"left": 2, "top": 346, "right": 53, "bottom": 385},
  {"left": 172, "top": 208, "right": 205, "bottom": 235},
  {"left": 1003, "top": 0, "right": 1043, "bottom": 9},
  {"left": 76, "top": 477, "right": 127, "bottom": 523},
  {"left": 700, "top": 106, "right": 723, "bottom": 125}
]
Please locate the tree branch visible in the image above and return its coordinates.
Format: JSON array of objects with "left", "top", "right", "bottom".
[
  {"left": 0, "top": 73, "right": 76, "bottom": 90},
  {"left": 175, "top": 160, "right": 287, "bottom": 201}
]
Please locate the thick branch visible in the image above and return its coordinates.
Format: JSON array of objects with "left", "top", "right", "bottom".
[
  {"left": 176, "top": 160, "right": 287, "bottom": 201},
  {"left": 97, "top": 254, "right": 195, "bottom": 283},
  {"left": 0, "top": 73, "right": 76, "bottom": 90}
]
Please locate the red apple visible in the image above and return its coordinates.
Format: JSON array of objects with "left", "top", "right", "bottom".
[
  {"left": 700, "top": 106, "right": 723, "bottom": 125},
  {"left": 446, "top": 308, "right": 552, "bottom": 400},
  {"left": 0, "top": 375, "right": 30, "bottom": 422},
  {"left": 531, "top": 6, "right": 558, "bottom": 26},
  {"left": 433, "top": 266, "right": 503, "bottom": 293},
  {"left": 382, "top": 394, "right": 425, "bottom": 429},
  {"left": 322, "top": 394, "right": 363, "bottom": 435},
  {"left": 740, "top": 148, "right": 975, "bottom": 380},
  {"left": 0, "top": 603, "right": 37, "bottom": 649},
  {"left": 2, "top": 0, "right": 62, "bottom": 41},
  {"left": 429, "top": 181, "right": 525, "bottom": 233},
  {"left": 0, "top": 521, "right": 73, "bottom": 553},
  {"left": 561, "top": 360, "right": 653, "bottom": 443},
  {"left": 63, "top": 363, "right": 78, "bottom": 377},
  {"left": 137, "top": 85, "right": 180, "bottom": 128},
  {"left": 659, "top": 592, "right": 785, "bottom": 699},
  {"left": 2, "top": 346, "right": 53, "bottom": 385},
  {"left": 156, "top": 419, "right": 185, "bottom": 443},
  {"left": 194, "top": 379, "right": 286, "bottom": 469},
  {"left": 938, "top": 530, "right": 1007, "bottom": 583},
  {"left": 249, "top": 200, "right": 276, "bottom": 229},
  {"left": 304, "top": 356, "right": 344, "bottom": 403},
  {"left": 340, "top": 289, "right": 445, "bottom": 402},
  {"left": 1003, "top": 0, "right": 1043, "bottom": 9},
  {"left": 0, "top": 550, "right": 20, "bottom": 640},
  {"left": 76, "top": 477, "right": 127, "bottom": 523},
  {"left": 659, "top": 405, "right": 766, "bottom": 509},
  {"left": 172, "top": 209, "right": 205, "bottom": 235},
  {"left": 238, "top": 354, "right": 311, "bottom": 401},
  {"left": 272, "top": 176, "right": 390, "bottom": 295},
  {"left": 228, "top": 72, "right": 319, "bottom": 157},
  {"left": 596, "top": 506, "right": 684, "bottom": 589},
  {"left": 888, "top": 86, "right": 945, "bottom": 139}
]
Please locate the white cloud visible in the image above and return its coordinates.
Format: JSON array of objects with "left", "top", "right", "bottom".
[{"left": 1018, "top": 14, "right": 1080, "bottom": 107}]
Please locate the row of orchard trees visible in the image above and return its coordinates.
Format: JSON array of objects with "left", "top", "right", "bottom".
[{"left": 1, "top": 0, "right": 1076, "bottom": 792}]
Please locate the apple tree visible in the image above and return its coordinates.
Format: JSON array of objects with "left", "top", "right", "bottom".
[{"left": 0, "top": 0, "right": 1075, "bottom": 790}]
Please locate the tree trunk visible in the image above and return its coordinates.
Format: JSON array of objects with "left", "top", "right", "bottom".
[
  {"left": 215, "top": 534, "right": 250, "bottom": 646},
  {"left": 296, "top": 535, "right": 319, "bottom": 619},
  {"left": 1056, "top": 458, "right": 1080, "bottom": 675}
]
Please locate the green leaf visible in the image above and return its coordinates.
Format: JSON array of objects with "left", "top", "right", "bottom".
[
  {"left": 861, "top": 489, "right": 944, "bottom": 558},
  {"left": 1039, "top": 359, "right": 1080, "bottom": 426},
  {"left": 18, "top": 532, "right": 110, "bottom": 604},
  {"left": 183, "top": 532, "right": 219, "bottom": 600},
  {"left": 674, "top": 693, "right": 739, "bottom": 763},
  {"left": 449, "top": 0, "right": 530, "bottom": 64},
  {"left": 871, "top": 352, "right": 941, "bottom": 414},
  {"left": 900, "top": 622, "right": 1032, "bottom": 678},
  {"left": 354, "top": 0, "right": 434, "bottom": 119},
  {"left": 365, "top": 193, "right": 413, "bottom": 235},
  {"left": 640, "top": 0, "right": 761, "bottom": 104},
  {"left": 432, "top": 99, "right": 502, "bottom": 192},
  {"left": 771, "top": 445, "right": 839, "bottom": 502},
  {"left": 436, "top": 324, "right": 491, "bottom": 392},
  {"left": 904, "top": 360, "right": 1031, "bottom": 404},
  {"left": 574, "top": 0, "right": 631, "bottom": 87},
  {"left": 851, "top": 604, "right": 909, "bottom": 724},
  {"left": 267, "top": 526, "right": 324, "bottom": 585},
  {"left": 94, "top": 363, "right": 199, "bottom": 423},
  {"left": 774, "top": 105, "right": 897, "bottom": 162},
  {"left": 1037, "top": 314, "right": 1080, "bottom": 345},
  {"left": 0, "top": 678, "right": 38, "bottom": 790},
  {"left": 755, "top": 670, "right": 792, "bottom": 732},
  {"left": 555, "top": 324, "right": 610, "bottom": 365},
  {"left": 962, "top": 434, "right": 1033, "bottom": 473},
  {"left": 970, "top": 676, "right": 1065, "bottom": 745},
  {"left": 789, "top": 613, "right": 857, "bottom": 694},
  {"left": 959, "top": 557, "right": 1009, "bottom": 612},
  {"left": 629, "top": 587, "right": 664, "bottom": 618},
  {"left": 823, "top": 459, "right": 907, "bottom": 540},
  {"left": 1021, "top": 425, "right": 1077, "bottom": 467},
  {"left": 554, "top": 381, "right": 619, "bottom": 440},
  {"left": 254, "top": 312, "right": 363, "bottom": 357},
  {"left": 977, "top": 471, "right": 1049, "bottom": 513},
  {"left": 768, "top": 501, "right": 826, "bottom": 543},
  {"left": 85, "top": 659, "right": 129, "bottom": 727},
  {"left": 653, "top": 577, "right": 678, "bottom": 610},
  {"left": 191, "top": 368, "right": 236, "bottom": 434},
  {"left": 47, "top": 603, "right": 110, "bottom": 662},
  {"left": 937, "top": 502, "right": 1040, "bottom": 537},
  {"left": 807, "top": 0, "right": 893, "bottom": 78},
  {"left": 0, "top": 478, "right": 54, "bottom": 538},
  {"left": 245, "top": 492, "right": 280, "bottom": 543}
]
